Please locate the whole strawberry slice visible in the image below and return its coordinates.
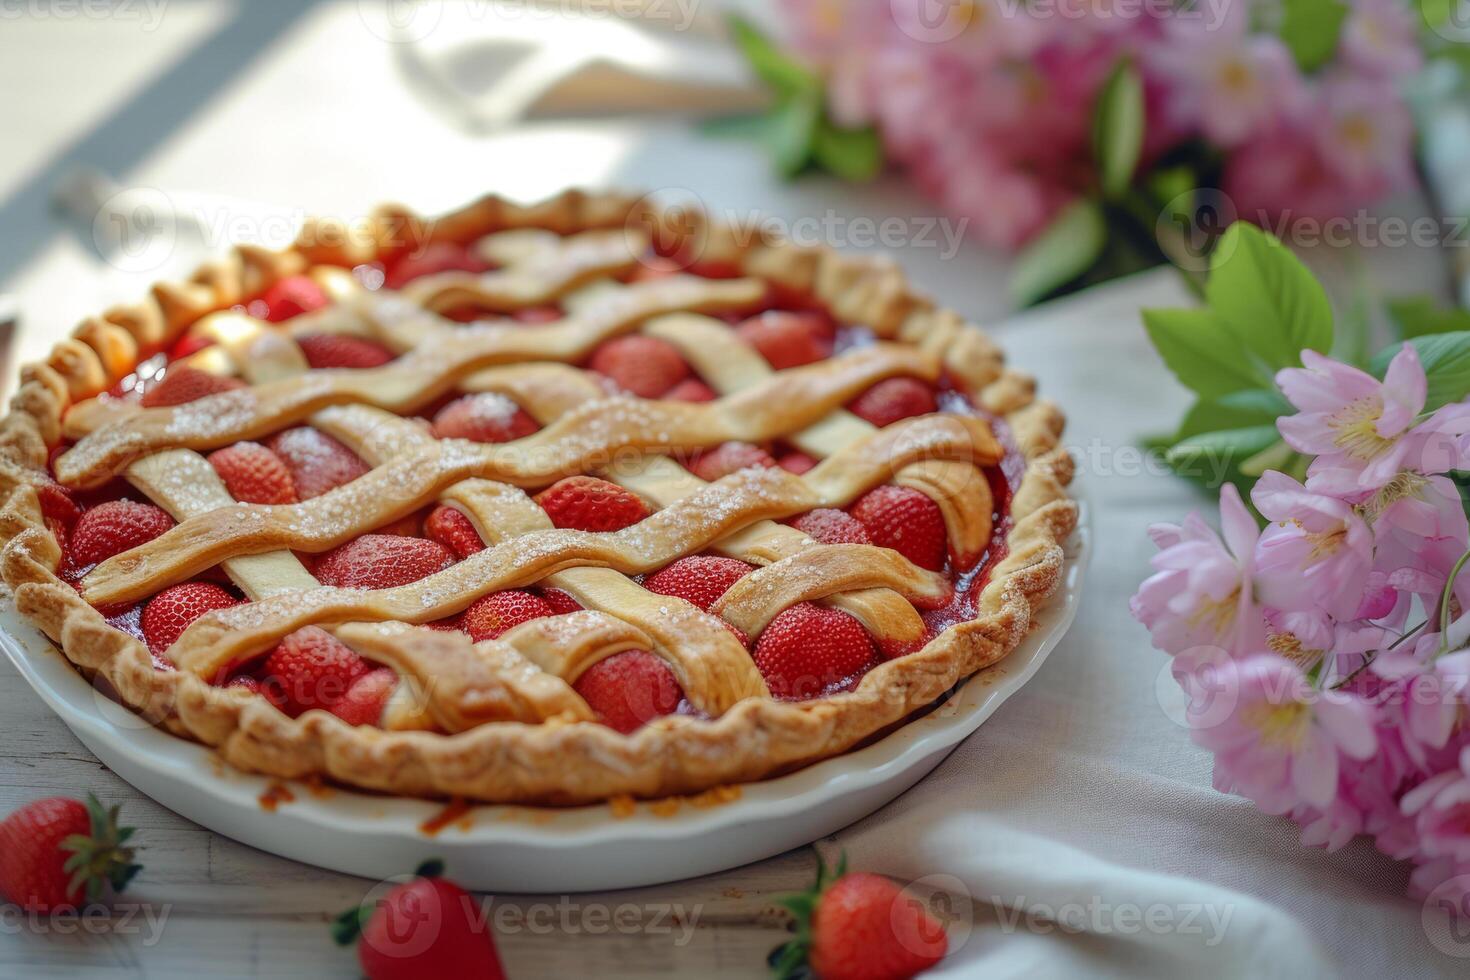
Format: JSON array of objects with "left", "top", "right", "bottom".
[
  {"left": 687, "top": 441, "right": 778, "bottom": 482},
  {"left": 141, "top": 581, "right": 239, "bottom": 657},
  {"left": 0, "top": 794, "right": 142, "bottom": 913},
  {"left": 849, "top": 486, "right": 948, "bottom": 572},
  {"left": 69, "top": 500, "right": 175, "bottom": 568},
  {"left": 772, "top": 854, "right": 948, "bottom": 980},
  {"left": 535, "top": 476, "right": 650, "bottom": 532},
  {"left": 266, "top": 427, "right": 371, "bottom": 500},
  {"left": 431, "top": 392, "right": 539, "bottom": 443},
  {"left": 792, "top": 508, "right": 871, "bottom": 546},
  {"left": 262, "top": 627, "right": 373, "bottom": 715},
  {"left": 328, "top": 668, "right": 398, "bottom": 726},
  {"left": 462, "top": 589, "right": 553, "bottom": 642},
  {"left": 141, "top": 366, "right": 245, "bottom": 408},
  {"left": 297, "top": 333, "right": 396, "bottom": 370},
  {"left": 753, "top": 602, "right": 876, "bottom": 700},
  {"left": 574, "top": 650, "right": 684, "bottom": 733},
  {"left": 589, "top": 335, "right": 691, "bottom": 398},
  {"left": 643, "top": 555, "right": 753, "bottom": 612},
  {"left": 316, "top": 535, "right": 456, "bottom": 590},
  {"left": 208, "top": 441, "right": 298, "bottom": 505},
  {"left": 735, "top": 311, "right": 833, "bottom": 370},
  {"left": 333, "top": 859, "right": 505, "bottom": 980},
  {"left": 847, "top": 378, "right": 938, "bottom": 429},
  {"left": 665, "top": 378, "right": 717, "bottom": 403},
  {"left": 424, "top": 505, "right": 485, "bottom": 558}
]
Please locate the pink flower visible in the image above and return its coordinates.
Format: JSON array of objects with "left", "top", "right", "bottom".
[
  {"left": 1402, "top": 748, "right": 1470, "bottom": 863},
  {"left": 1193, "top": 655, "right": 1377, "bottom": 813},
  {"left": 1131, "top": 483, "right": 1264, "bottom": 657},
  {"left": 1148, "top": 10, "right": 1305, "bottom": 148},
  {"left": 1222, "top": 127, "right": 1364, "bottom": 225},
  {"left": 1341, "top": 0, "right": 1424, "bottom": 79},
  {"left": 1252, "top": 471, "right": 1375, "bottom": 620},
  {"left": 1311, "top": 77, "right": 1416, "bottom": 192},
  {"left": 1276, "top": 346, "right": 1427, "bottom": 493}
]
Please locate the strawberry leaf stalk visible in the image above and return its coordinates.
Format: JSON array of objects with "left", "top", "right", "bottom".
[
  {"left": 60, "top": 794, "right": 142, "bottom": 905},
  {"left": 770, "top": 850, "right": 948, "bottom": 980}
]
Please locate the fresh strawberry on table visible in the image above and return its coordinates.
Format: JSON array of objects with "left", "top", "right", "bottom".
[
  {"left": 772, "top": 853, "right": 948, "bottom": 980},
  {"left": 333, "top": 859, "right": 505, "bottom": 980},
  {"left": 0, "top": 794, "right": 142, "bottom": 913}
]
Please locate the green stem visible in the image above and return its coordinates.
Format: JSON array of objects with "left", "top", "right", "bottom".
[{"left": 1437, "top": 548, "right": 1470, "bottom": 655}]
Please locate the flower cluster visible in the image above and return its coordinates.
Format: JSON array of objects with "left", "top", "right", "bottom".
[
  {"left": 781, "top": 0, "right": 1422, "bottom": 248},
  {"left": 1132, "top": 345, "right": 1470, "bottom": 907}
]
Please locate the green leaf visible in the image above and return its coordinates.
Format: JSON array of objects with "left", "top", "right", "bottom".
[
  {"left": 1176, "top": 390, "right": 1290, "bottom": 438},
  {"left": 1092, "top": 59, "right": 1146, "bottom": 199},
  {"left": 1142, "top": 308, "right": 1267, "bottom": 398},
  {"left": 1166, "top": 426, "right": 1283, "bottom": 483},
  {"left": 1279, "top": 0, "right": 1349, "bottom": 72},
  {"left": 1371, "top": 332, "right": 1470, "bottom": 411},
  {"left": 770, "top": 939, "right": 809, "bottom": 979},
  {"left": 1206, "top": 223, "right": 1333, "bottom": 372},
  {"left": 812, "top": 122, "right": 883, "bottom": 181},
  {"left": 728, "top": 15, "right": 819, "bottom": 97},
  {"left": 1010, "top": 200, "right": 1106, "bottom": 307},
  {"left": 768, "top": 94, "right": 821, "bottom": 178},
  {"left": 1387, "top": 295, "right": 1470, "bottom": 339}
]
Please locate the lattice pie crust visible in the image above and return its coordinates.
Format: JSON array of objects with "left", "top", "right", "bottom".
[{"left": 0, "top": 190, "right": 1075, "bottom": 804}]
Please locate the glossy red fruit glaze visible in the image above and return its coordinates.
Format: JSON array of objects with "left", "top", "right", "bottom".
[
  {"left": 752, "top": 602, "right": 877, "bottom": 700},
  {"left": 642, "top": 555, "right": 754, "bottom": 612},
  {"left": 462, "top": 590, "right": 554, "bottom": 642},
  {"left": 296, "top": 334, "right": 396, "bottom": 369},
  {"left": 266, "top": 427, "right": 371, "bottom": 500},
  {"left": 383, "top": 241, "right": 489, "bottom": 290},
  {"left": 140, "top": 582, "right": 239, "bottom": 655},
  {"left": 207, "top": 442, "right": 298, "bottom": 505},
  {"left": 573, "top": 650, "right": 684, "bottom": 734},
  {"left": 687, "top": 441, "right": 777, "bottom": 482},
  {"left": 588, "top": 335, "right": 690, "bottom": 398},
  {"left": 430, "top": 393, "right": 538, "bottom": 443},
  {"left": 315, "top": 535, "right": 456, "bottom": 590},
  {"left": 534, "top": 476, "right": 650, "bottom": 532},
  {"left": 791, "top": 508, "right": 871, "bottom": 546},
  {"left": 847, "top": 377, "right": 938, "bottom": 428},
  {"left": 69, "top": 500, "right": 175, "bottom": 569},
  {"left": 849, "top": 485, "right": 948, "bottom": 572},
  {"left": 140, "top": 366, "right": 245, "bottom": 408},
  {"left": 734, "top": 311, "right": 834, "bottom": 370},
  {"left": 250, "top": 275, "right": 329, "bottom": 322},
  {"left": 424, "top": 505, "right": 485, "bottom": 558}
]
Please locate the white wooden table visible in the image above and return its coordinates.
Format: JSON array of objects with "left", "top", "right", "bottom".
[{"left": 0, "top": 3, "right": 1455, "bottom": 977}]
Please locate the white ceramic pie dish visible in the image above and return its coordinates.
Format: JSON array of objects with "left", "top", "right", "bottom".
[{"left": 0, "top": 487, "right": 1087, "bottom": 892}]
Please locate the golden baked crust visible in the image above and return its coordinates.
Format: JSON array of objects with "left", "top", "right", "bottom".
[{"left": 0, "top": 189, "right": 1076, "bottom": 804}]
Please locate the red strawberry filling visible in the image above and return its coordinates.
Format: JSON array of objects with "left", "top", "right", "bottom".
[{"left": 42, "top": 234, "right": 1022, "bottom": 735}]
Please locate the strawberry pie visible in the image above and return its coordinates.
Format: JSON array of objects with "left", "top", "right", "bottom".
[{"left": 0, "top": 190, "right": 1076, "bottom": 803}]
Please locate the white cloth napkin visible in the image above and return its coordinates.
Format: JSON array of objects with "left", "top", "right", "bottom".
[{"left": 820, "top": 270, "right": 1464, "bottom": 978}]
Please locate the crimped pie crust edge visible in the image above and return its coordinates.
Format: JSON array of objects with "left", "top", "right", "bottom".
[{"left": 0, "top": 188, "right": 1077, "bottom": 804}]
